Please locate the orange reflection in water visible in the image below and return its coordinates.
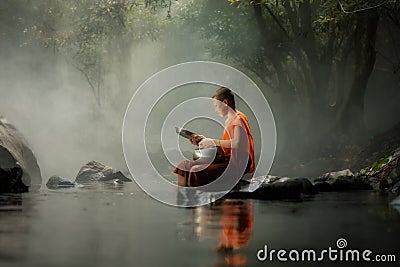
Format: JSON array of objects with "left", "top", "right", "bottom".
[
  {"left": 190, "top": 199, "right": 253, "bottom": 266},
  {"left": 215, "top": 199, "right": 253, "bottom": 252}
]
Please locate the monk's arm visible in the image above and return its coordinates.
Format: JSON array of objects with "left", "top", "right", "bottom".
[{"left": 212, "top": 126, "right": 242, "bottom": 148}]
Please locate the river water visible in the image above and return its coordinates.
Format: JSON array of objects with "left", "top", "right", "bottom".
[{"left": 0, "top": 183, "right": 399, "bottom": 267}]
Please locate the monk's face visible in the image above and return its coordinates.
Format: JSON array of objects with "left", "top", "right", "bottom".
[{"left": 213, "top": 98, "right": 228, "bottom": 117}]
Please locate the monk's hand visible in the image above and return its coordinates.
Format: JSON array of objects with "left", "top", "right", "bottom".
[
  {"left": 190, "top": 135, "right": 204, "bottom": 146},
  {"left": 199, "top": 138, "right": 216, "bottom": 148}
]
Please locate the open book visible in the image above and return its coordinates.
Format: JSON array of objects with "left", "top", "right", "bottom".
[
  {"left": 175, "top": 127, "right": 225, "bottom": 162},
  {"left": 175, "top": 127, "right": 197, "bottom": 140}
]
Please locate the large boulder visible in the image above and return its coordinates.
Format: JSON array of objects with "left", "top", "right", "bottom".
[
  {"left": 0, "top": 116, "right": 41, "bottom": 192},
  {"left": 75, "top": 161, "right": 131, "bottom": 184}
]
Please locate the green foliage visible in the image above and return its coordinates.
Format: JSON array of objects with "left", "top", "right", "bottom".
[
  {"left": 370, "top": 156, "right": 392, "bottom": 172},
  {"left": 358, "top": 155, "right": 394, "bottom": 176},
  {"left": 177, "top": 0, "right": 399, "bottom": 120},
  {"left": 4, "top": 0, "right": 170, "bottom": 105},
  {"left": 177, "top": 0, "right": 276, "bottom": 86},
  {"left": 3, "top": 0, "right": 400, "bottom": 112}
]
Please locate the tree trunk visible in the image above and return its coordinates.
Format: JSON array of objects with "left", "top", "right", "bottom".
[{"left": 338, "top": 10, "right": 380, "bottom": 137}]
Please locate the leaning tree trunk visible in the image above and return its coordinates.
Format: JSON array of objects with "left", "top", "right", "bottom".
[{"left": 338, "top": 10, "right": 380, "bottom": 137}]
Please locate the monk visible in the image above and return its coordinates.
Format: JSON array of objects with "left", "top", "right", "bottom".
[{"left": 173, "top": 87, "right": 255, "bottom": 188}]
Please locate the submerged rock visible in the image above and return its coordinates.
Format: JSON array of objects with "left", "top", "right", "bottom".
[
  {"left": 46, "top": 176, "right": 80, "bottom": 189},
  {"left": 75, "top": 161, "right": 131, "bottom": 184},
  {"left": 0, "top": 116, "right": 42, "bottom": 192}
]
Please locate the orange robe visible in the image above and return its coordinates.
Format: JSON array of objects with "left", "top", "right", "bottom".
[
  {"left": 221, "top": 111, "right": 255, "bottom": 174},
  {"left": 174, "top": 111, "right": 255, "bottom": 187}
]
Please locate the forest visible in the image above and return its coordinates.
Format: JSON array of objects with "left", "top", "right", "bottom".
[{"left": 1, "top": 0, "right": 400, "bottom": 177}]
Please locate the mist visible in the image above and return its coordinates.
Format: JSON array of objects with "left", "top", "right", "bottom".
[
  {"left": 0, "top": 3, "right": 214, "bottom": 182},
  {"left": 0, "top": 44, "right": 162, "bottom": 179},
  {"left": 1, "top": 0, "right": 400, "bottom": 184}
]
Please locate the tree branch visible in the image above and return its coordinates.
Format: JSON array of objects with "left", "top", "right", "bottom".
[{"left": 262, "top": 3, "right": 291, "bottom": 40}]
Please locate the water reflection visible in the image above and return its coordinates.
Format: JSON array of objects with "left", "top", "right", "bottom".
[
  {"left": 75, "top": 181, "right": 127, "bottom": 191},
  {"left": 0, "top": 194, "right": 27, "bottom": 262},
  {"left": 181, "top": 199, "right": 253, "bottom": 266},
  {"left": 1, "top": 187, "right": 399, "bottom": 266},
  {"left": 0, "top": 193, "right": 23, "bottom": 211},
  {"left": 214, "top": 200, "right": 253, "bottom": 252}
]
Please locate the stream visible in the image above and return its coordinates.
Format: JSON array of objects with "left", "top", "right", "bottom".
[{"left": 0, "top": 183, "right": 399, "bottom": 267}]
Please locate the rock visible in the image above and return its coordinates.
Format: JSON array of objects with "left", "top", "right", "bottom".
[
  {"left": 393, "top": 147, "right": 400, "bottom": 158},
  {"left": 0, "top": 116, "right": 41, "bottom": 192},
  {"left": 357, "top": 148, "right": 400, "bottom": 194},
  {"left": 227, "top": 176, "right": 316, "bottom": 200},
  {"left": 247, "top": 175, "right": 279, "bottom": 192},
  {"left": 314, "top": 169, "right": 354, "bottom": 182},
  {"left": 255, "top": 178, "right": 304, "bottom": 199},
  {"left": 75, "top": 161, "right": 131, "bottom": 183},
  {"left": 391, "top": 180, "right": 400, "bottom": 194},
  {"left": 391, "top": 196, "right": 400, "bottom": 214},
  {"left": 366, "top": 176, "right": 380, "bottom": 191},
  {"left": 313, "top": 181, "right": 332, "bottom": 192},
  {"left": 313, "top": 169, "right": 372, "bottom": 191},
  {"left": 388, "top": 161, "right": 400, "bottom": 185},
  {"left": 46, "top": 176, "right": 80, "bottom": 189},
  {"left": 330, "top": 176, "right": 372, "bottom": 191},
  {"left": 0, "top": 165, "right": 26, "bottom": 193},
  {"left": 295, "top": 177, "right": 318, "bottom": 195}
]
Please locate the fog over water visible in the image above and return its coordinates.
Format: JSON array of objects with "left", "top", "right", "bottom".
[
  {"left": 0, "top": 41, "right": 165, "bottom": 180},
  {"left": 0, "top": 32, "right": 218, "bottom": 182},
  {"left": 1, "top": 1, "right": 400, "bottom": 183}
]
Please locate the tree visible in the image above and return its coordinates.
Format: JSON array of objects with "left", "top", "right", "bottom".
[
  {"left": 178, "top": 0, "right": 399, "bottom": 157},
  {"left": 2, "top": 0, "right": 170, "bottom": 106}
]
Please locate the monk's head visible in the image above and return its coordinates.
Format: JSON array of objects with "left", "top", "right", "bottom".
[{"left": 212, "top": 87, "right": 236, "bottom": 117}]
